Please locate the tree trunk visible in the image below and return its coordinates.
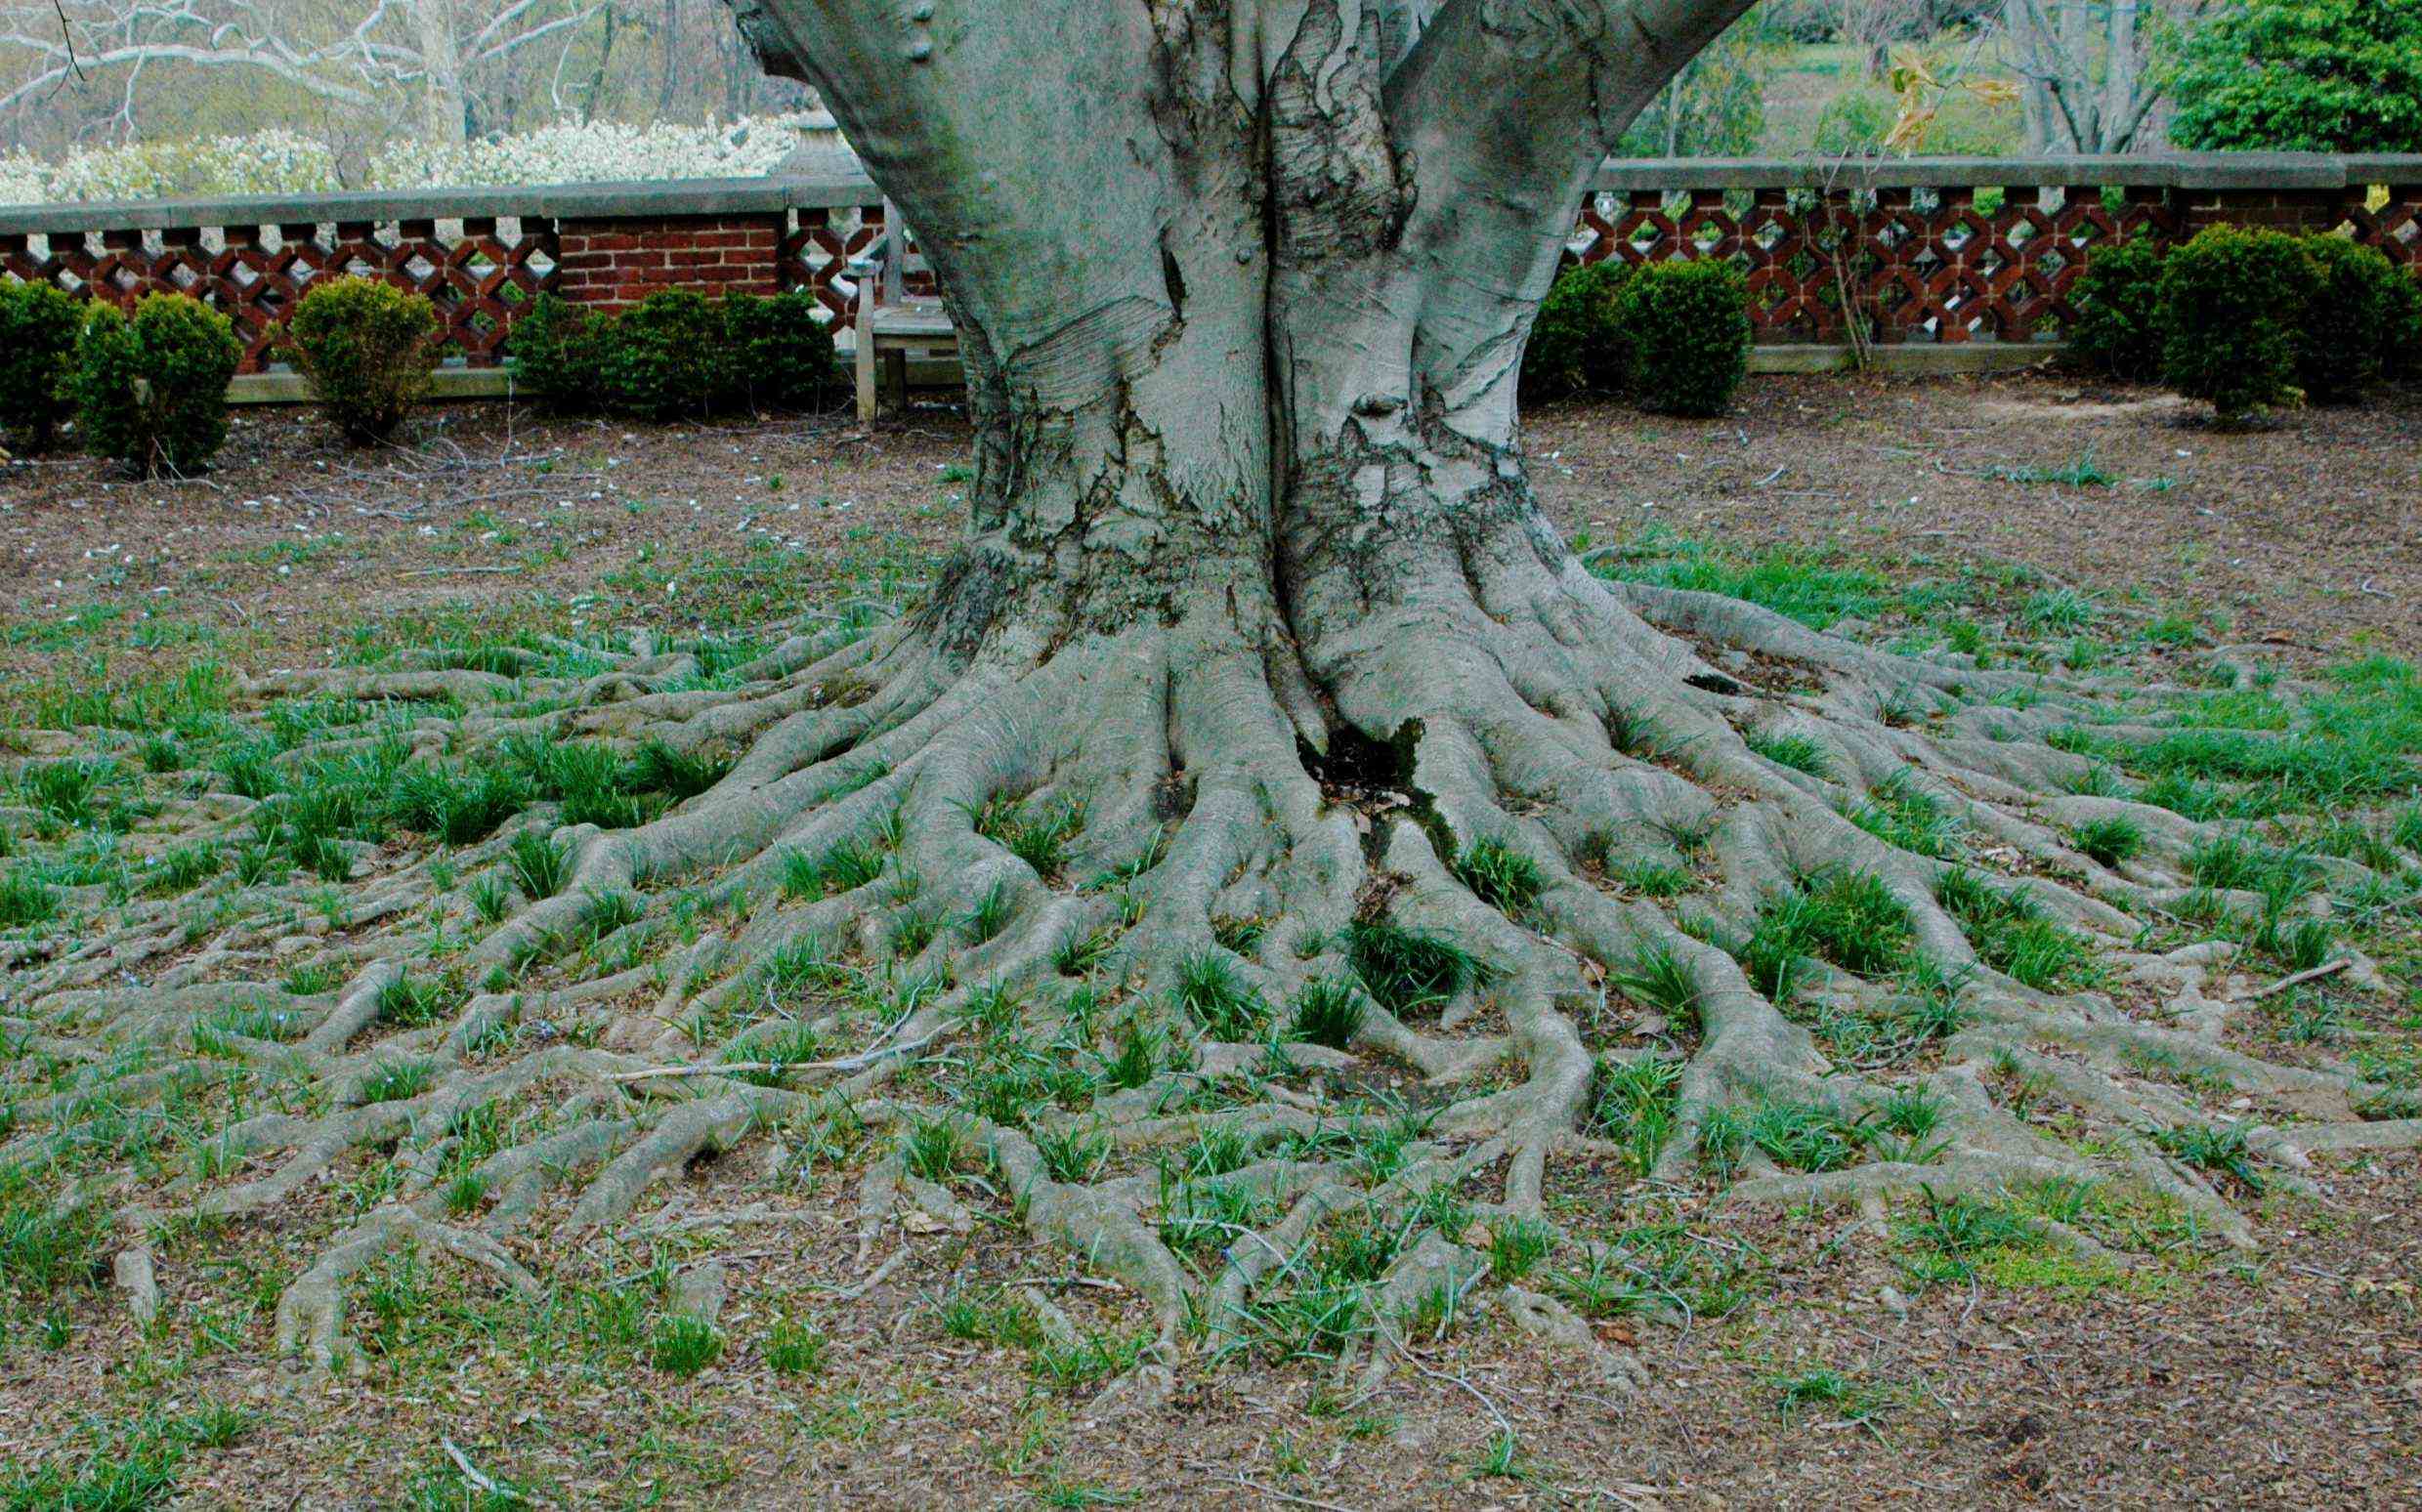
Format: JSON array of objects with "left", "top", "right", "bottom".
[
  {"left": 411, "top": 0, "right": 471, "bottom": 148},
  {"left": 725, "top": 0, "right": 1749, "bottom": 753}
]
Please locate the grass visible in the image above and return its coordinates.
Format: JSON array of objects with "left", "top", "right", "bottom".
[
  {"left": 1769, "top": 1367, "right": 1901, "bottom": 1427},
  {"left": 1288, "top": 977, "right": 1366, "bottom": 1049},
  {"left": 2154, "top": 1122, "right": 2263, "bottom": 1192},
  {"left": 0, "top": 870, "right": 59, "bottom": 928},
  {"left": 1035, "top": 1121, "right": 1113, "bottom": 1184},
  {"left": 902, "top": 1115, "right": 972, "bottom": 1182},
  {"left": 1592, "top": 532, "right": 1893, "bottom": 631},
  {"left": 1842, "top": 773, "right": 1966, "bottom": 860},
  {"left": 1593, "top": 1054, "right": 1681, "bottom": 1173},
  {"left": 2060, "top": 657, "right": 2422, "bottom": 820},
  {"left": 506, "top": 829, "right": 569, "bottom": 899},
  {"left": 376, "top": 974, "right": 464, "bottom": 1029},
  {"left": 1746, "top": 731, "right": 1832, "bottom": 778},
  {"left": 936, "top": 1285, "right": 1044, "bottom": 1348},
  {"left": 1740, "top": 1101, "right": 1869, "bottom": 1173},
  {"left": 722, "top": 1023, "right": 823, "bottom": 1087},
  {"left": 0, "top": 1419, "right": 186, "bottom": 1510},
  {"left": 1220, "top": 1207, "right": 1413, "bottom": 1363},
  {"left": 2069, "top": 814, "right": 2145, "bottom": 867},
  {"left": 763, "top": 1315, "right": 828, "bottom": 1377},
  {"left": 1794, "top": 957, "right": 1970, "bottom": 1068},
  {"left": 1487, "top": 1216, "right": 1557, "bottom": 1281},
  {"left": 1341, "top": 918, "right": 1483, "bottom": 1017},
  {"left": 1613, "top": 942, "right": 1701, "bottom": 1028},
  {"left": 1451, "top": 837, "right": 1545, "bottom": 916},
  {"left": 1175, "top": 951, "right": 1270, "bottom": 1040},
  {"left": 1735, "top": 868, "right": 1914, "bottom": 999},
  {"left": 972, "top": 795, "right": 1085, "bottom": 880},
  {"left": 1900, "top": 1189, "right": 2039, "bottom": 1282},
  {"left": 1935, "top": 869, "right": 2096, "bottom": 990},
  {"left": 1, "top": 1167, "right": 110, "bottom": 1297},
  {"left": 648, "top": 1315, "right": 724, "bottom": 1376},
  {"left": 961, "top": 881, "right": 1012, "bottom": 944},
  {"left": 784, "top": 838, "right": 884, "bottom": 899},
  {"left": 359, "top": 1059, "right": 439, "bottom": 1104},
  {"left": 1993, "top": 448, "right": 2116, "bottom": 489},
  {"left": 1031, "top": 1331, "right": 1148, "bottom": 1394},
  {"left": 18, "top": 758, "right": 121, "bottom": 828},
  {"left": 2020, "top": 587, "right": 2099, "bottom": 634},
  {"left": 1605, "top": 856, "right": 1692, "bottom": 897}
]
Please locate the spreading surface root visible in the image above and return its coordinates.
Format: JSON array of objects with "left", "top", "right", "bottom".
[{"left": 4, "top": 567, "right": 2417, "bottom": 1395}]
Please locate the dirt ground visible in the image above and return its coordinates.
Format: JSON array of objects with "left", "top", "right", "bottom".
[
  {"left": 4, "top": 370, "right": 2415, "bottom": 690},
  {"left": 2, "top": 373, "right": 2418, "bottom": 1510}
]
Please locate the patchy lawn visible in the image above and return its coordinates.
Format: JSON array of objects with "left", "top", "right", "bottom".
[{"left": 1, "top": 373, "right": 2416, "bottom": 1509}]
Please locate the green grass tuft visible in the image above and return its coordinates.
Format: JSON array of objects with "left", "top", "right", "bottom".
[{"left": 1341, "top": 918, "right": 1482, "bottom": 1017}]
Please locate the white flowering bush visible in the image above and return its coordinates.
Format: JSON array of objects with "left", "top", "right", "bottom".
[
  {"left": 0, "top": 131, "right": 342, "bottom": 205},
  {"left": 0, "top": 115, "right": 826, "bottom": 208},
  {"left": 366, "top": 114, "right": 819, "bottom": 189},
  {"left": 0, "top": 152, "right": 44, "bottom": 207}
]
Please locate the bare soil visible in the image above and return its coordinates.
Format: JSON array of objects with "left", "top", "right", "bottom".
[
  {"left": 2, "top": 373, "right": 2417, "bottom": 1510},
  {"left": 5, "top": 371, "right": 2415, "bottom": 691}
]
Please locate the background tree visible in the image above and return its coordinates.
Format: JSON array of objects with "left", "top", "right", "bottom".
[
  {"left": 2167, "top": 0, "right": 2422, "bottom": 152},
  {"left": 0, "top": 0, "right": 805, "bottom": 157},
  {"left": 2001, "top": 0, "right": 2210, "bottom": 152},
  {"left": 1616, "top": 4, "right": 1785, "bottom": 156}
]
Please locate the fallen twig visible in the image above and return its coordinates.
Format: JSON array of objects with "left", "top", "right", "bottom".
[
  {"left": 2244, "top": 956, "right": 2350, "bottom": 1001},
  {"left": 441, "top": 1438, "right": 506, "bottom": 1498},
  {"left": 606, "top": 1028, "right": 943, "bottom": 1084}
]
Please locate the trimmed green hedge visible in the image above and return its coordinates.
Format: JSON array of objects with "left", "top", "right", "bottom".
[
  {"left": 1618, "top": 260, "right": 1752, "bottom": 418},
  {"left": 2064, "top": 238, "right": 2168, "bottom": 384},
  {"left": 1523, "top": 262, "right": 1633, "bottom": 400},
  {"left": 0, "top": 281, "right": 82, "bottom": 453},
  {"left": 1519, "top": 257, "right": 1751, "bottom": 417},
  {"left": 278, "top": 276, "right": 442, "bottom": 442},
  {"left": 509, "top": 289, "right": 841, "bottom": 419},
  {"left": 65, "top": 293, "right": 242, "bottom": 475}
]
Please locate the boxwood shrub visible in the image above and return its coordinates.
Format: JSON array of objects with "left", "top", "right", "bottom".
[
  {"left": 505, "top": 292, "right": 611, "bottom": 412},
  {"left": 65, "top": 293, "right": 243, "bottom": 474},
  {"left": 278, "top": 276, "right": 442, "bottom": 442},
  {"left": 509, "top": 288, "right": 840, "bottom": 419},
  {"left": 0, "top": 280, "right": 82, "bottom": 452},
  {"left": 2295, "top": 235, "right": 2408, "bottom": 402},
  {"left": 2065, "top": 236, "right": 2168, "bottom": 383},
  {"left": 1617, "top": 259, "right": 1752, "bottom": 417},
  {"left": 2157, "top": 227, "right": 2314, "bottom": 426},
  {"left": 1522, "top": 260, "right": 1634, "bottom": 400}
]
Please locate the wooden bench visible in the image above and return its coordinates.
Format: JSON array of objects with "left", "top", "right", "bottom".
[{"left": 849, "top": 200, "right": 959, "bottom": 423}]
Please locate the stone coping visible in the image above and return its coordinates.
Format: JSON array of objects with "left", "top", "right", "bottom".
[{"left": 7, "top": 153, "right": 2416, "bottom": 236}]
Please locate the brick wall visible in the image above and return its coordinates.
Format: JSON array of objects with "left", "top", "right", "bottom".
[
  {"left": 554, "top": 211, "right": 785, "bottom": 314},
  {"left": 6, "top": 157, "right": 2415, "bottom": 375},
  {"left": 2177, "top": 187, "right": 2358, "bottom": 234}
]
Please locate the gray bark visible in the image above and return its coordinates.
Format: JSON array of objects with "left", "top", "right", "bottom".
[{"left": 724, "top": 0, "right": 1753, "bottom": 712}]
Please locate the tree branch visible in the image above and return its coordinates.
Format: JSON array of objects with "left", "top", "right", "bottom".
[{"left": 1380, "top": 0, "right": 1756, "bottom": 419}]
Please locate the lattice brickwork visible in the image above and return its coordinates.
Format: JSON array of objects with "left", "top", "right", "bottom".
[
  {"left": 0, "top": 219, "right": 555, "bottom": 370},
  {"left": 6, "top": 166, "right": 2417, "bottom": 373},
  {"left": 1573, "top": 178, "right": 2420, "bottom": 345}
]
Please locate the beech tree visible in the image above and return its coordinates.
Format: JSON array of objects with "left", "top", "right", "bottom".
[{"left": 8, "top": 0, "right": 2416, "bottom": 1391}]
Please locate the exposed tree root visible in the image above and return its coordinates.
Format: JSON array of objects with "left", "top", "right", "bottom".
[{"left": 3, "top": 564, "right": 2415, "bottom": 1396}]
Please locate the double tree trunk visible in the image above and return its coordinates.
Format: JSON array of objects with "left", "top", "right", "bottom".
[{"left": 726, "top": 0, "right": 1752, "bottom": 757}]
